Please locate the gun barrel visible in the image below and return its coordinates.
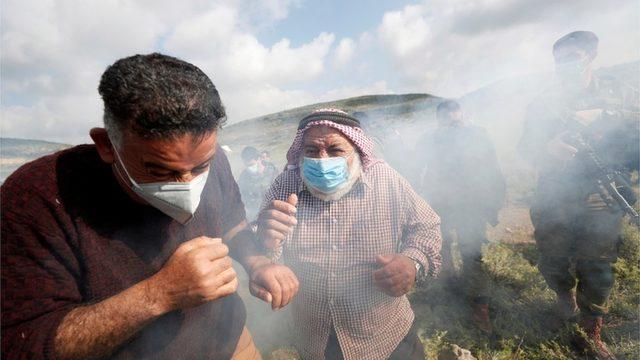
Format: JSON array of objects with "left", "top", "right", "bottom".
[{"left": 607, "top": 182, "right": 640, "bottom": 226}]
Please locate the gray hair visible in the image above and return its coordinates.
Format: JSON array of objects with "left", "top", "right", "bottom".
[{"left": 104, "top": 109, "right": 123, "bottom": 148}]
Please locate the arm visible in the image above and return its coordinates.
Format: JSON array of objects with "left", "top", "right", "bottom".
[
  {"left": 2, "top": 201, "right": 236, "bottom": 360},
  {"left": 215, "top": 152, "right": 299, "bottom": 310},
  {"left": 256, "top": 171, "right": 299, "bottom": 257},
  {"left": 373, "top": 172, "right": 443, "bottom": 297},
  {"left": 226, "top": 222, "right": 299, "bottom": 310},
  {"left": 477, "top": 129, "right": 506, "bottom": 223},
  {"left": 53, "top": 280, "right": 164, "bottom": 360},
  {"left": 517, "top": 102, "right": 563, "bottom": 168},
  {"left": 53, "top": 237, "right": 236, "bottom": 360},
  {"left": 518, "top": 101, "right": 578, "bottom": 168},
  {"left": 397, "top": 175, "right": 443, "bottom": 278}
]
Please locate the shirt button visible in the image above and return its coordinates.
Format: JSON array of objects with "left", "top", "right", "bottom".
[
  {"left": 331, "top": 217, "right": 338, "bottom": 223},
  {"left": 330, "top": 271, "right": 336, "bottom": 277},
  {"left": 329, "top": 299, "right": 334, "bottom": 306},
  {"left": 331, "top": 245, "right": 339, "bottom": 251}
]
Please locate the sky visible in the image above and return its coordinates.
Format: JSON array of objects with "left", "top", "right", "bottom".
[{"left": 1, "top": 0, "right": 639, "bottom": 144}]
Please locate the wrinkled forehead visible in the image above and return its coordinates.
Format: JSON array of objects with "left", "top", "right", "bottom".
[{"left": 302, "top": 125, "right": 354, "bottom": 148}]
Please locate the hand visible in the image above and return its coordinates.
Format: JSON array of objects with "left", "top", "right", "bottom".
[
  {"left": 257, "top": 194, "right": 298, "bottom": 249},
  {"left": 146, "top": 237, "right": 238, "bottom": 313},
  {"left": 546, "top": 131, "right": 578, "bottom": 162},
  {"left": 373, "top": 254, "right": 417, "bottom": 297},
  {"left": 249, "top": 262, "right": 300, "bottom": 310}
]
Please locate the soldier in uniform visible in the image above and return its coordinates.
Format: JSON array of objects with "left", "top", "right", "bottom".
[
  {"left": 518, "top": 31, "right": 639, "bottom": 359},
  {"left": 416, "top": 100, "right": 506, "bottom": 334}
]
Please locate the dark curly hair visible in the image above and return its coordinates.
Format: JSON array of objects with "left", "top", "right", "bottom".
[{"left": 98, "top": 53, "right": 226, "bottom": 143}]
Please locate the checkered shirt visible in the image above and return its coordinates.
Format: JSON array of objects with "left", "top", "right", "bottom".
[{"left": 259, "top": 162, "right": 442, "bottom": 360}]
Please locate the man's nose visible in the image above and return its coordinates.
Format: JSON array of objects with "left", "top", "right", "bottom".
[
  {"left": 318, "top": 150, "right": 330, "bottom": 158},
  {"left": 174, "top": 172, "right": 196, "bottom": 182}
]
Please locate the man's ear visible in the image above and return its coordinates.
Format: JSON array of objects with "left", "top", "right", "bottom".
[{"left": 90, "top": 128, "right": 115, "bottom": 164}]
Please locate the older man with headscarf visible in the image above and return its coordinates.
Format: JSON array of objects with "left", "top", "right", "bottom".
[{"left": 252, "top": 109, "right": 442, "bottom": 360}]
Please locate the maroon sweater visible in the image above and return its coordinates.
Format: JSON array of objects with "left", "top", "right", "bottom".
[{"left": 1, "top": 145, "right": 247, "bottom": 359}]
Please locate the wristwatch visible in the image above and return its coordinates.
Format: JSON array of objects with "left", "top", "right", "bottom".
[{"left": 410, "top": 258, "right": 425, "bottom": 282}]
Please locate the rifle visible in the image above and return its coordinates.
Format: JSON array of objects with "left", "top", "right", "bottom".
[{"left": 562, "top": 110, "right": 640, "bottom": 226}]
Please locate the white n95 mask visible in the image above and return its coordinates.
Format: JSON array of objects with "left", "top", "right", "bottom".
[{"left": 112, "top": 147, "right": 210, "bottom": 225}]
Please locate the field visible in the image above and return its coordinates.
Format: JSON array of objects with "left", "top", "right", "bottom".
[
  {"left": 413, "top": 207, "right": 639, "bottom": 360},
  {"left": 248, "top": 200, "right": 638, "bottom": 360}
]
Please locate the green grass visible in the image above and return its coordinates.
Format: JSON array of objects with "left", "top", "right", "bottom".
[{"left": 408, "top": 218, "right": 640, "bottom": 360}]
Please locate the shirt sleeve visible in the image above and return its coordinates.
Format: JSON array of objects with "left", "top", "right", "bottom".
[
  {"left": 477, "top": 129, "right": 506, "bottom": 218},
  {"left": 397, "top": 175, "right": 443, "bottom": 277},
  {"left": 214, "top": 147, "right": 248, "bottom": 234},
  {"left": 255, "top": 170, "right": 293, "bottom": 262},
  {"left": 1, "top": 181, "right": 83, "bottom": 359},
  {"left": 518, "top": 94, "right": 569, "bottom": 171}
]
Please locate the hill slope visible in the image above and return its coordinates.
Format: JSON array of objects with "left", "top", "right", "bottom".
[
  {"left": 219, "top": 93, "right": 440, "bottom": 173},
  {"left": 220, "top": 60, "right": 639, "bottom": 177},
  {"left": 0, "top": 138, "right": 71, "bottom": 182}
]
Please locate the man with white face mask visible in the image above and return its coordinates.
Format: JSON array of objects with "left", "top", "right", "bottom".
[
  {"left": 255, "top": 109, "right": 443, "bottom": 360},
  {"left": 1, "top": 53, "right": 299, "bottom": 359}
]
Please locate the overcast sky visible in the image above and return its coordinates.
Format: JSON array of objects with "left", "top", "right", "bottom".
[{"left": 2, "top": 0, "right": 639, "bottom": 144}]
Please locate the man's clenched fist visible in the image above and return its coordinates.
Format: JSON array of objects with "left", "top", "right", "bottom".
[
  {"left": 373, "top": 254, "right": 417, "bottom": 297},
  {"left": 257, "top": 193, "right": 298, "bottom": 249},
  {"left": 146, "top": 236, "right": 238, "bottom": 313},
  {"left": 249, "top": 262, "right": 300, "bottom": 310}
]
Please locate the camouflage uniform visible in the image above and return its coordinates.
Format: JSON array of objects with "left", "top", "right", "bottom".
[{"left": 518, "top": 76, "right": 639, "bottom": 316}]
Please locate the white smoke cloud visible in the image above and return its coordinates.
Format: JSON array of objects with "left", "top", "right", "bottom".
[
  {"left": 377, "top": 0, "right": 640, "bottom": 97},
  {"left": 331, "top": 38, "right": 356, "bottom": 69},
  {"left": 1, "top": 0, "right": 638, "bottom": 144},
  {"left": 0, "top": 0, "right": 332, "bottom": 144}
]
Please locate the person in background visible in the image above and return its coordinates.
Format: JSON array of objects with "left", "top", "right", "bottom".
[
  {"left": 255, "top": 108, "right": 442, "bottom": 360},
  {"left": 239, "top": 146, "right": 277, "bottom": 221},
  {"left": 353, "top": 111, "right": 416, "bottom": 183},
  {"left": 260, "top": 150, "right": 277, "bottom": 172},
  {"left": 352, "top": 111, "right": 385, "bottom": 159},
  {"left": 1, "top": 53, "right": 299, "bottom": 360},
  {"left": 518, "top": 31, "right": 639, "bottom": 360},
  {"left": 416, "top": 100, "right": 505, "bottom": 334}
]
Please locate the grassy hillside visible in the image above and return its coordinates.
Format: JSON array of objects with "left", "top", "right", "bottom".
[
  {"left": 219, "top": 93, "right": 440, "bottom": 174},
  {"left": 0, "top": 138, "right": 70, "bottom": 182}
]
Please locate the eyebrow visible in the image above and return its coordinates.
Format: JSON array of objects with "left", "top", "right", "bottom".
[{"left": 143, "top": 153, "right": 215, "bottom": 172}]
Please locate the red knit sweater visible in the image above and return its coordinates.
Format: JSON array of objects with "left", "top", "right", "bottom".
[{"left": 1, "top": 145, "right": 247, "bottom": 359}]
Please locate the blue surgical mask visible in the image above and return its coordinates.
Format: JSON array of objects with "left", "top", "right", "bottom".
[{"left": 302, "top": 156, "right": 349, "bottom": 193}]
